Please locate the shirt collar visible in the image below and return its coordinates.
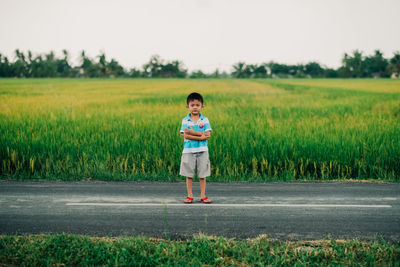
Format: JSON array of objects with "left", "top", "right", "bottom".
[{"left": 186, "top": 113, "right": 204, "bottom": 121}]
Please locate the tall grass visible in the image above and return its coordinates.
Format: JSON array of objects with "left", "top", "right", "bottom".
[{"left": 0, "top": 78, "right": 399, "bottom": 181}]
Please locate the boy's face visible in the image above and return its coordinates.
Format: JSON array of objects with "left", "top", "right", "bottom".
[{"left": 186, "top": 99, "right": 203, "bottom": 116}]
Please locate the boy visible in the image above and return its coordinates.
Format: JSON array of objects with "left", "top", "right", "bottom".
[{"left": 179, "top": 92, "right": 212, "bottom": 204}]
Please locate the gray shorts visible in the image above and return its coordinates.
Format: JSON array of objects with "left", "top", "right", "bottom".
[{"left": 179, "top": 151, "right": 211, "bottom": 178}]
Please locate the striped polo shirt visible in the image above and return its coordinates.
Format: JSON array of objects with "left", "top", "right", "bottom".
[{"left": 180, "top": 113, "right": 212, "bottom": 153}]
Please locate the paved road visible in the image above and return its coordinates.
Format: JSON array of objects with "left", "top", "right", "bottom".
[{"left": 0, "top": 180, "right": 399, "bottom": 241}]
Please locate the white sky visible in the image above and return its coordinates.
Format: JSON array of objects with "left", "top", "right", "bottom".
[{"left": 1, "top": 0, "right": 399, "bottom": 73}]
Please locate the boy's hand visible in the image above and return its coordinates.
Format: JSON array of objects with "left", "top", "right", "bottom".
[
  {"left": 185, "top": 127, "right": 204, "bottom": 136},
  {"left": 184, "top": 127, "right": 194, "bottom": 135},
  {"left": 184, "top": 127, "right": 211, "bottom": 140},
  {"left": 201, "top": 131, "right": 211, "bottom": 140}
]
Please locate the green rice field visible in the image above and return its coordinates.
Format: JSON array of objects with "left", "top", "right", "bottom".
[{"left": 0, "top": 78, "right": 399, "bottom": 181}]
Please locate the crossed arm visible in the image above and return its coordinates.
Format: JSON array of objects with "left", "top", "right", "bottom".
[{"left": 183, "top": 128, "right": 211, "bottom": 141}]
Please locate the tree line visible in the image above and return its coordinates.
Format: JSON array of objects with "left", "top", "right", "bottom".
[{"left": 0, "top": 49, "right": 399, "bottom": 78}]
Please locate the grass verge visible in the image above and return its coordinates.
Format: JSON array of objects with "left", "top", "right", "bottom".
[{"left": 1, "top": 233, "right": 399, "bottom": 266}]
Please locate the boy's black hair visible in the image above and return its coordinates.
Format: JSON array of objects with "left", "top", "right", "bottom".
[{"left": 186, "top": 92, "right": 204, "bottom": 105}]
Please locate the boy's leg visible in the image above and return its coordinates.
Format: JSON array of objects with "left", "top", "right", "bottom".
[
  {"left": 198, "top": 151, "right": 211, "bottom": 202},
  {"left": 199, "top": 178, "right": 211, "bottom": 202},
  {"left": 199, "top": 177, "right": 206, "bottom": 198},
  {"left": 180, "top": 153, "right": 195, "bottom": 202},
  {"left": 186, "top": 177, "right": 193, "bottom": 198}
]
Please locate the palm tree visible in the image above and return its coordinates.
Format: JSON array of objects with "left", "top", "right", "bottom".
[{"left": 232, "top": 62, "right": 246, "bottom": 78}]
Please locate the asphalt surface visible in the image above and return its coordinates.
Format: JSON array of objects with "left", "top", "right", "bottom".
[{"left": 0, "top": 180, "right": 399, "bottom": 241}]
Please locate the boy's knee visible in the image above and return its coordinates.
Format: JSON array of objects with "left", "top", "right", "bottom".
[
  {"left": 199, "top": 177, "right": 205, "bottom": 180},
  {"left": 186, "top": 177, "right": 193, "bottom": 179}
]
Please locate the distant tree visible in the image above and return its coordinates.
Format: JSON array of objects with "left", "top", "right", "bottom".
[
  {"left": 0, "top": 53, "right": 12, "bottom": 77},
  {"left": 80, "top": 50, "right": 91, "bottom": 73},
  {"left": 2, "top": 48, "right": 400, "bottom": 78},
  {"left": 44, "top": 51, "right": 59, "bottom": 77},
  {"left": 142, "top": 55, "right": 187, "bottom": 78},
  {"left": 190, "top": 70, "right": 207, "bottom": 78},
  {"left": 341, "top": 50, "right": 366, "bottom": 78},
  {"left": 364, "top": 50, "right": 389, "bottom": 78},
  {"left": 80, "top": 51, "right": 101, "bottom": 77},
  {"left": 244, "top": 64, "right": 257, "bottom": 78},
  {"left": 26, "top": 50, "right": 34, "bottom": 77},
  {"left": 56, "top": 49, "right": 73, "bottom": 77},
  {"left": 189, "top": 69, "right": 229, "bottom": 79},
  {"left": 293, "top": 64, "right": 306, "bottom": 78},
  {"left": 304, "top": 62, "right": 324, "bottom": 77},
  {"left": 219, "top": 70, "right": 230, "bottom": 78},
  {"left": 143, "top": 55, "right": 163, "bottom": 77},
  {"left": 267, "top": 61, "right": 290, "bottom": 77},
  {"left": 388, "top": 51, "right": 400, "bottom": 76},
  {"left": 231, "top": 62, "right": 247, "bottom": 78},
  {"left": 28, "top": 52, "right": 46, "bottom": 78},
  {"left": 252, "top": 64, "right": 268, "bottom": 78},
  {"left": 160, "top": 62, "right": 175, "bottom": 78},
  {"left": 13, "top": 49, "right": 29, "bottom": 77},
  {"left": 160, "top": 60, "right": 187, "bottom": 78},
  {"left": 79, "top": 50, "right": 89, "bottom": 77},
  {"left": 324, "top": 68, "right": 338, "bottom": 78},
  {"left": 98, "top": 53, "right": 108, "bottom": 77},
  {"left": 107, "top": 59, "right": 125, "bottom": 77},
  {"left": 211, "top": 68, "right": 220, "bottom": 78},
  {"left": 128, "top": 67, "right": 142, "bottom": 78},
  {"left": 337, "top": 66, "right": 350, "bottom": 78}
]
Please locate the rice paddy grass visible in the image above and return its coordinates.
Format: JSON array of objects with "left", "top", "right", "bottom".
[{"left": 0, "top": 78, "right": 399, "bottom": 181}]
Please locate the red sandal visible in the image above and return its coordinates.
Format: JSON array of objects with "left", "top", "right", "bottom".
[
  {"left": 184, "top": 197, "right": 193, "bottom": 204},
  {"left": 200, "top": 197, "right": 212, "bottom": 204}
]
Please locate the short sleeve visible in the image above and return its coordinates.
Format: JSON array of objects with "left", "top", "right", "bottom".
[
  {"left": 180, "top": 119, "right": 188, "bottom": 135},
  {"left": 204, "top": 118, "right": 212, "bottom": 132}
]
